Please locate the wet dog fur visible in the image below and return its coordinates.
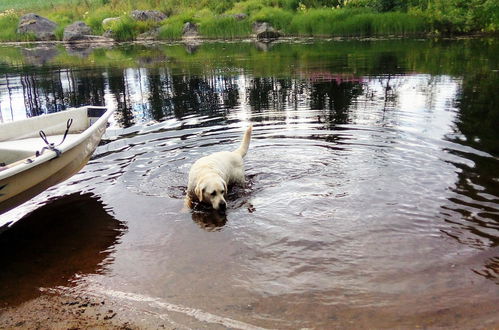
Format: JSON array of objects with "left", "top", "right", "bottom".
[{"left": 185, "top": 125, "right": 253, "bottom": 212}]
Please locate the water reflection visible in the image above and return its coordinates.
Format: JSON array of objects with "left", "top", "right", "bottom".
[
  {"left": 0, "top": 38, "right": 497, "bottom": 326},
  {"left": 191, "top": 210, "right": 227, "bottom": 231},
  {"left": 0, "top": 193, "right": 125, "bottom": 307}
]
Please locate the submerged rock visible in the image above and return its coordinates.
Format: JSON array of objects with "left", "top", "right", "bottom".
[
  {"left": 131, "top": 10, "right": 167, "bottom": 22},
  {"left": 252, "top": 22, "right": 281, "bottom": 40},
  {"left": 182, "top": 22, "right": 199, "bottom": 38},
  {"left": 17, "top": 13, "right": 57, "bottom": 41}
]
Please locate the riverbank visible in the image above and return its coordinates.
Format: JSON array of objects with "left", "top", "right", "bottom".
[{"left": 0, "top": 0, "right": 497, "bottom": 42}]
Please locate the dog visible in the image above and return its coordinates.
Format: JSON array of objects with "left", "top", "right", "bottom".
[{"left": 185, "top": 125, "right": 253, "bottom": 212}]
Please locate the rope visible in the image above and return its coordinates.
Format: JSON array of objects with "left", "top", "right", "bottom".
[{"left": 36, "top": 118, "right": 73, "bottom": 158}]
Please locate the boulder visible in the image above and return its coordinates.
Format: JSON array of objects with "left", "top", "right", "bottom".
[
  {"left": 102, "top": 17, "right": 121, "bottom": 28},
  {"left": 137, "top": 28, "right": 160, "bottom": 41},
  {"left": 63, "top": 21, "right": 92, "bottom": 42},
  {"left": 103, "top": 30, "right": 115, "bottom": 38},
  {"left": 131, "top": 10, "right": 167, "bottom": 22},
  {"left": 17, "top": 13, "right": 57, "bottom": 41},
  {"left": 252, "top": 22, "right": 281, "bottom": 40},
  {"left": 137, "top": 29, "right": 159, "bottom": 41},
  {"left": 182, "top": 22, "right": 199, "bottom": 38}
]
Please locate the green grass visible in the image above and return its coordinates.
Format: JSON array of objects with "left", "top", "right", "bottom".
[
  {"left": 199, "top": 16, "right": 252, "bottom": 38},
  {"left": 287, "top": 8, "right": 428, "bottom": 36},
  {"left": 0, "top": 0, "right": 495, "bottom": 41},
  {"left": 0, "top": 0, "right": 81, "bottom": 11},
  {"left": 105, "top": 16, "right": 159, "bottom": 41},
  {"left": 251, "top": 7, "right": 293, "bottom": 30},
  {"left": 158, "top": 11, "right": 198, "bottom": 40},
  {"left": 85, "top": 8, "right": 121, "bottom": 35},
  {"left": 0, "top": 11, "right": 37, "bottom": 41}
]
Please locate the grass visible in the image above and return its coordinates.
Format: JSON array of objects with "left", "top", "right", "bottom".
[
  {"left": 0, "top": 11, "right": 37, "bottom": 42},
  {"left": 287, "top": 8, "right": 428, "bottom": 36},
  {"left": 198, "top": 16, "right": 252, "bottom": 38},
  {"left": 0, "top": 0, "right": 81, "bottom": 11},
  {"left": 158, "top": 11, "right": 197, "bottom": 40},
  {"left": 251, "top": 7, "right": 293, "bottom": 30},
  {"left": 105, "top": 16, "right": 159, "bottom": 41},
  {"left": 0, "top": 0, "right": 495, "bottom": 41},
  {"left": 85, "top": 8, "right": 121, "bottom": 35}
]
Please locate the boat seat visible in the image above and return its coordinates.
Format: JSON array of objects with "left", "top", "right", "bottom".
[
  {"left": 0, "top": 134, "right": 80, "bottom": 165},
  {"left": 0, "top": 134, "right": 81, "bottom": 153}
]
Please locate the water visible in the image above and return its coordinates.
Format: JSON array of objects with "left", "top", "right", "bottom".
[{"left": 0, "top": 39, "right": 498, "bottom": 328}]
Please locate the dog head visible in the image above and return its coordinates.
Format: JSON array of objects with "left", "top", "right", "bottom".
[{"left": 194, "top": 174, "right": 228, "bottom": 212}]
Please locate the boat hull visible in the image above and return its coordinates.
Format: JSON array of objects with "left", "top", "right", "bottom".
[{"left": 0, "top": 107, "right": 111, "bottom": 214}]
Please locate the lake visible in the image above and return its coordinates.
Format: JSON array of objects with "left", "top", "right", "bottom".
[{"left": 0, "top": 38, "right": 498, "bottom": 328}]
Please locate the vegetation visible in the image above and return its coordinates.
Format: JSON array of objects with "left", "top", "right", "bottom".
[{"left": 0, "top": 0, "right": 496, "bottom": 41}]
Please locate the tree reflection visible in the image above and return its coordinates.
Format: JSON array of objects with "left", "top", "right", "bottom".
[{"left": 441, "top": 71, "right": 499, "bottom": 283}]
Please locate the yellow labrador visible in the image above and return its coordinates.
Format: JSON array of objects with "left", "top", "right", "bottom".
[{"left": 185, "top": 125, "right": 253, "bottom": 212}]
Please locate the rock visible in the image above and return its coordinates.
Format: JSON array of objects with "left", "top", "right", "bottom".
[
  {"left": 233, "top": 13, "right": 248, "bottom": 20},
  {"left": 17, "top": 13, "right": 57, "bottom": 41},
  {"left": 102, "top": 17, "right": 121, "bottom": 28},
  {"left": 103, "top": 30, "right": 115, "bottom": 38},
  {"left": 137, "top": 28, "right": 160, "bottom": 41},
  {"left": 182, "top": 22, "right": 199, "bottom": 38},
  {"left": 63, "top": 21, "right": 92, "bottom": 42},
  {"left": 252, "top": 22, "right": 281, "bottom": 40},
  {"left": 131, "top": 10, "right": 167, "bottom": 22}
]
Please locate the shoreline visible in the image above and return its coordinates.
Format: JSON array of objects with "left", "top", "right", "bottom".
[{"left": 0, "top": 32, "right": 495, "bottom": 47}]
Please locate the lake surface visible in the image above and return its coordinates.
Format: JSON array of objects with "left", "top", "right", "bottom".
[{"left": 0, "top": 38, "right": 498, "bottom": 328}]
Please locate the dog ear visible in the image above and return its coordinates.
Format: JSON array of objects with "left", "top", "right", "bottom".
[{"left": 194, "top": 184, "right": 204, "bottom": 202}]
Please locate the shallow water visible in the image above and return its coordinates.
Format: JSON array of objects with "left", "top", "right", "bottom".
[{"left": 0, "top": 39, "right": 498, "bottom": 328}]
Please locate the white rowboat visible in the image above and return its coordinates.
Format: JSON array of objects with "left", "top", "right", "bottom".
[{"left": 0, "top": 106, "right": 114, "bottom": 214}]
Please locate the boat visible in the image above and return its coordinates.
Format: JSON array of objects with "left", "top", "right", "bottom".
[{"left": 0, "top": 106, "right": 114, "bottom": 214}]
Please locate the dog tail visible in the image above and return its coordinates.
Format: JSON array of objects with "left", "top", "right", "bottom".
[{"left": 234, "top": 125, "right": 253, "bottom": 158}]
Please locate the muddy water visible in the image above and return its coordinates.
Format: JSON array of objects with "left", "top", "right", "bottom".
[{"left": 0, "top": 39, "right": 498, "bottom": 328}]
